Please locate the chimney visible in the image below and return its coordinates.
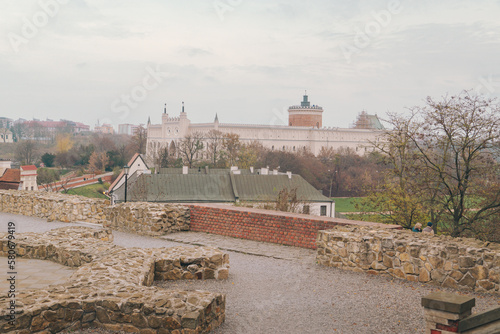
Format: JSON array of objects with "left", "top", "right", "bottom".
[
  {"left": 286, "top": 171, "right": 292, "bottom": 179},
  {"left": 250, "top": 166, "right": 254, "bottom": 173},
  {"left": 260, "top": 167, "right": 268, "bottom": 175},
  {"left": 230, "top": 166, "right": 238, "bottom": 172},
  {"left": 182, "top": 166, "right": 188, "bottom": 174},
  {"left": 273, "top": 169, "right": 278, "bottom": 175}
]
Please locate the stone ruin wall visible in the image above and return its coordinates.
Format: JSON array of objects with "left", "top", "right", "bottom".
[
  {"left": 103, "top": 203, "right": 190, "bottom": 237},
  {"left": 0, "top": 190, "right": 190, "bottom": 237},
  {"left": 317, "top": 226, "right": 500, "bottom": 294},
  {"left": 0, "top": 226, "right": 228, "bottom": 333},
  {"left": 0, "top": 190, "right": 107, "bottom": 224}
]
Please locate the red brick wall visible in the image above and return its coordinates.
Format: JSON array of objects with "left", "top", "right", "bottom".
[
  {"left": 289, "top": 114, "right": 322, "bottom": 128},
  {"left": 189, "top": 204, "right": 397, "bottom": 249}
]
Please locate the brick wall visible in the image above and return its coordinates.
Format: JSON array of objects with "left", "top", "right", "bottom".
[{"left": 189, "top": 204, "right": 398, "bottom": 249}]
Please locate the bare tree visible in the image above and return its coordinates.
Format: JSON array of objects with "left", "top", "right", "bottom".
[
  {"left": 207, "top": 129, "right": 225, "bottom": 167},
  {"left": 178, "top": 132, "right": 204, "bottom": 168},
  {"left": 131, "top": 125, "right": 147, "bottom": 154},
  {"left": 15, "top": 140, "right": 38, "bottom": 164}
]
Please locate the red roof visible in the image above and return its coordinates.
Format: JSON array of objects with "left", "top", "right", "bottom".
[
  {"left": 0, "top": 169, "right": 20, "bottom": 183},
  {"left": 21, "top": 165, "right": 37, "bottom": 171}
]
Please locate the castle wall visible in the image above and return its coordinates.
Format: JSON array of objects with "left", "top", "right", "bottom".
[{"left": 146, "top": 115, "right": 382, "bottom": 159}]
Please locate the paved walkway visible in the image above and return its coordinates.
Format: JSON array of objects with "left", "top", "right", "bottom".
[
  {"left": 161, "top": 232, "right": 316, "bottom": 264},
  {"left": 0, "top": 258, "right": 75, "bottom": 291}
]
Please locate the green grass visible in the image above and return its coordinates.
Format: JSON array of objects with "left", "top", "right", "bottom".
[
  {"left": 65, "top": 183, "right": 108, "bottom": 199},
  {"left": 332, "top": 197, "right": 364, "bottom": 212}
]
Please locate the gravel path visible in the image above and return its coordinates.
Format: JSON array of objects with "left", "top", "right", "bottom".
[{"left": 1, "top": 213, "right": 499, "bottom": 334}]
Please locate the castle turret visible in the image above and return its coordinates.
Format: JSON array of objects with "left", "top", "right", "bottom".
[{"left": 288, "top": 92, "right": 323, "bottom": 128}]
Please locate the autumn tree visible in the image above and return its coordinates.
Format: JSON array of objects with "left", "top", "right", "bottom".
[
  {"left": 88, "top": 151, "right": 109, "bottom": 173},
  {"left": 223, "top": 132, "right": 241, "bottom": 167},
  {"left": 56, "top": 133, "right": 74, "bottom": 153},
  {"left": 366, "top": 92, "right": 500, "bottom": 239},
  {"left": 238, "top": 141, "right": 264, "bottom": 169},
  {"left": 178, "top": 132, "right": 204, "bottom": 168}
]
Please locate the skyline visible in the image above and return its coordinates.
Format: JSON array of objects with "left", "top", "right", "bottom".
[{"left": 1, "top": 1, "right": 500, "bottom": 129}]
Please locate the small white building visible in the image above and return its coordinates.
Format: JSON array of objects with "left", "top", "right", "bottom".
[{"left": 20, "top": 165, "right": 38, "bottom": 191}]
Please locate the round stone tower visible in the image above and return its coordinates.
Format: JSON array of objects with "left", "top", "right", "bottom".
[{"left": 288, "top": 92, "right": 323, "bottom": 128}]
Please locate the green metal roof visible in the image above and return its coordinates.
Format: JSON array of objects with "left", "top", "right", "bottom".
[
  {"left": 115, "top": 174, "right": 235, "bottom": 202},
  {"left": 113, "top": 170, "right": 332, "bottom": 203},
  {"left": 233, "top": 174, "right": 331, "bottom": 202}
]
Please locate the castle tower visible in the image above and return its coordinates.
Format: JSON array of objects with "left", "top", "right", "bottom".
[{"left": 288, "top": 92, "right": 323, "bottom": 128}]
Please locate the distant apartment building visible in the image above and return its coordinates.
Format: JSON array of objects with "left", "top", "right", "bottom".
[
  {"left": 94, "top": 123, "right": 115, "bottom": 134},
  {"left": 119, "top": 124, "right": 145, "bottom": 136},
  {"left": 118, "top": 124, "right": 134, "bottom": 135},
  {"left": 0, "top": 117, "right": 13, "bottom": 129},
  {"left": 21, "top": 119, "right": 91, "bottom": 139}
]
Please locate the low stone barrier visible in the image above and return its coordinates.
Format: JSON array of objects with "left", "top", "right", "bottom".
[
  {"left": 316, "top": 226, "right": 500, "bottom": 294},
  {"left": 103, "top": 203, "right": 190, "bottom": 237},
  {"left": 0, "top": 190, "right": 107, "bottom": 224},
  {"left": 0, "top": 227, "right": 228, "bottom": 333},
  {"left": 422, "top": 291, "right": 500, "bottom": 333}
]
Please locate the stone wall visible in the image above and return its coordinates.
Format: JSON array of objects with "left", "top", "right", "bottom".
[
  {"left": 0, "top": 190, "right": 107, "bottom": 224},
  {"left": 103, "top": 203, "right": 190, "bottom": 237},
  {"left": 0, "top": 190, "right": 191, "bottom": 237},
  {"left": 190, "top": 204, "right": 400, "bottom": 249},
  {"left": 316, "top": 226, "right": 500, "bottom": 294},
  {"left": 0, "top": 226, "right": 228, "bottom": 333}
]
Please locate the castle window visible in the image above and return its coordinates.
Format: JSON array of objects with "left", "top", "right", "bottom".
[
  {"left": 272, "top": 146, "right": 274, "bottom": 151},
  {"left": 282, "top": 146, "right": 285, "bottom": 150},
  {"left": 293, "top": 146, "right": 295, "bottom": 151}
]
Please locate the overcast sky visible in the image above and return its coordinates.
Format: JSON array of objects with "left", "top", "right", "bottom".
[{"left": 1, "top": 0, "right": 500, "bottom": 129}]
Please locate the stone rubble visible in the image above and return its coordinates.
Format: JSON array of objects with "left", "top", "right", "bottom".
[{"left": 0, "top": 226, "right": 228, "bottom": 333}]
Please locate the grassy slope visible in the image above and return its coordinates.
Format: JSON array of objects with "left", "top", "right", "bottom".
[
  {"left": 65, "top": 183, "right": 108, "bottom": 199},
  {"left": 332, "top": 197, "right": 364, "bottom": 212}
]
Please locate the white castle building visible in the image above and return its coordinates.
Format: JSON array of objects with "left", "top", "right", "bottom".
[{"left": 146, "top": 94, "right": 384, "bottom": 160}]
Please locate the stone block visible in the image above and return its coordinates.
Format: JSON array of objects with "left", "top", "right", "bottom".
[
  {"left": 181, "top": 312, "right": 200, "bottom": 329},
  {"left": 458, "top": 272, "right": 476, "bottom": 289},
  {"left": 419, "top": 268, "right": 431, "bottom": 282},
  {"left": 458, "top": 256, "right": 476, "bottom": 268},
  {"left": 421, "top": 291, "right": 475, "bottom": 314},
  {"left": 470, "top": 265, "right": 489, "bottom": 280}
]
